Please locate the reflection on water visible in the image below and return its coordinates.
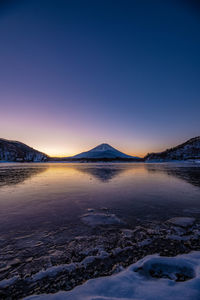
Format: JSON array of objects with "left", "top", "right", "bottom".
[
  {"left": 145, "top": 164, "right": 200, "bottom": 188},
  {"left": 1, "top": 162, "right": 200, "bottom": 187},
  {"left": 74, "top": 164, "right": 129, "bottom": 182},
  {"left": 0, "top": 164, "right": 48, "bottom": 187},
  {"left": 75, "top": 163, "right": 200, "bottom": 186},
  {"left": 0, "top": 162, "right": 200, "bottom": 237}
]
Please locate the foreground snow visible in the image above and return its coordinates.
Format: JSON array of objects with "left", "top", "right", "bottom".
[{"left": 26, "top": 251, "right": 200, "bottom": 300}]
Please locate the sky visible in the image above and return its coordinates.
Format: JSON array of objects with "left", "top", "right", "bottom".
[{"left": 0, "top": 0, "right": 200, "bottom": 157}]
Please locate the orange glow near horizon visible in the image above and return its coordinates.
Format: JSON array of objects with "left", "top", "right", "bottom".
[
  {"left": 42, "top": 151, "right": 148, "bottom": 158},
  {"left": 36, "top": 145, "right": 163, "bottom": 159},
  {"left": 37, "top": 146, "right": 80, "bottom": 158},
  {"left": 36, "top": 144, "right": 149, "bottom": 158},
  {"left": 2, "top": 123, "right": 193, "bottom": 159}
]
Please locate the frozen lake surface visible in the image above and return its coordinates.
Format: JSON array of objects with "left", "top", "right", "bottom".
[
  {"left": 0, "top": 162, "right": 200, "bottom": 234},
  {"left": 0, "top": 162, "right": 200, "bottom": 298},
  {"left": 0, "top": 162, "right": 200, "bottom": 230}
]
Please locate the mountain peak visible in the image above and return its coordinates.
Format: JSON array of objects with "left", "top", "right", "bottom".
[
  {"left": 72, "top": 143, "right": 139, "bottom": 160},
  {"left": 92, "top": 143, "right": 115, "bottom": 151}
]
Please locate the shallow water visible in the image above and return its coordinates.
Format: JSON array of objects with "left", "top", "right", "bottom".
[{"left": 0, "top": 162, "right": 200, "bottom": 237}]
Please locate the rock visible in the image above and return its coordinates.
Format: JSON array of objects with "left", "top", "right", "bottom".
[
  {"left": 81, "top": 213, "right": 124, "bottom": 227},
  {"left": 26, "top": 257, "right": 33, "bottom": 263},
  {"left": 87, "top": 208, "right": 95, "bottom": 213},
  {"left": 8, "top": 258, "right": 21, "bottom": 266},
  {"left": 121, "top": 229, "right": 133, "bottom": 238},
  {"left": 100, "top": 207, "right": 108, "bottom": 211},
  {"left": 167, "top": 217, "right": 195, "bottom": 228},
  {"left": 0, "top": 265, "right": 11, "bottom": 272}
]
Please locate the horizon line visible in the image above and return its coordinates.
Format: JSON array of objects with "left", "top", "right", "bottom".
[{"left": 1, "top": 136, "right": 199, "bottom": 159}]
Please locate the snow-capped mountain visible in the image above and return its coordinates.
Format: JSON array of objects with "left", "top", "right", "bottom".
[
  {"left": 145, "top": 136, "right": 200, "bottom": 161},
  {"left": 0, "top": 138, "right": 48, "bottom": 162},
  {"left": 72, "top": 143, "right": 139, "bottom": 160}
]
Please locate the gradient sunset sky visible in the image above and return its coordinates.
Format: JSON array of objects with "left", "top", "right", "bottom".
[{"left": 0, "top": 0, "right": 200, "bottom": 157}]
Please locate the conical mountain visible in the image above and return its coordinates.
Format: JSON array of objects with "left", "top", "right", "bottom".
[{"left": 72, "top": 143, "right": 139, "bottom": 159}]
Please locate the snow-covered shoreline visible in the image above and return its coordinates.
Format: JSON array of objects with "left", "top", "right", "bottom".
[
  {"left": 1, "top": 216, "right": 200, "bottom": 299},
  {"left": 26, "top": 251, "right": 200, "bottom": 300}
]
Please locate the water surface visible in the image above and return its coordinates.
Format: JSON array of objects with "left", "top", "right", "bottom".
[{"left": 0, "top": 162, "right": 200, "bottom": 239}]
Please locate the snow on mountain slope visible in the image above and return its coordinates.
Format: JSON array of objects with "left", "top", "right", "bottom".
[
  {"left": 72, "top": 143, "right": 139, "bottom": 159},
  {"left": 145, "top": 136, "right": 200, "bottom": 161},
  {"left": 0, "top": 138, "right": 48, "bottom": 162}
]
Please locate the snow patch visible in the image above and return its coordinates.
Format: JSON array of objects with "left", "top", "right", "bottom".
[
  {"left": 133, "top": 255, "right": 195, "bottom": 281},
  {"left": 81, "top": 251, "right": 109, "bottom": 268},
  {"left": 30, "top": 263, "right": 77, "bottom": 282},
  {"left": 138, "top": 238, "right": 152, "bottom": 247},
  {"left": 25, "top": 252, "right": 200, "bottom": 300},
  {"left": 0, "top": 276, "right": 19, "bottom": 288}
]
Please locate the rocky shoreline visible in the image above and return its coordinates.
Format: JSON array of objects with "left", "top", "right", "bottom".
[{"left": 0, "top": 216, "right": 200, "bottom": 299}]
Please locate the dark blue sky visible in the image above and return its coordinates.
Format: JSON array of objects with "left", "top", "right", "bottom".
[{"left": 0, "top": 0, "right": 200, "bottom": 156}]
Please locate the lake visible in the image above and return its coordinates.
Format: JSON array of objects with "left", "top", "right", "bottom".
[
  {"left": 1, "top": 162, "right": 200, "bottom": 298},
  {"left": 0, "top": 162, "right": 200, "bottom": 236}
]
